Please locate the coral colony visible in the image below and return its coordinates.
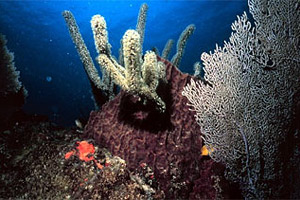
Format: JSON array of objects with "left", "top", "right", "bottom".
[
  {"left": 0, "top": 0, "right": 299, "bottom": 199},
  {"left": 61, "top": 0, "right": 300, "bottom": 198},
  {"left": 63, "top": 4, "right": 219, "bottom": 198}
]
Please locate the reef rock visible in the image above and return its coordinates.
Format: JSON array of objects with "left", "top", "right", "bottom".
[{"left": 84, "top": 58, "right": 222, "bottom": 198}]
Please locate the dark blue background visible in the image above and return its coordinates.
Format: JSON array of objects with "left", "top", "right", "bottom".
[{"left": 0, "top": 0, "right": 249, "bottom": 126}]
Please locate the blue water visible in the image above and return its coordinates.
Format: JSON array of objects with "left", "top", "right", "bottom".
[{"left": 0, "top": 0, "right": 249, "bottom": 126}]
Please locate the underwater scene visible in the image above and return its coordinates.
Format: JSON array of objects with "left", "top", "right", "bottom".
[{"left": 0, "top": 0, "right": 299, "bottom": 199}]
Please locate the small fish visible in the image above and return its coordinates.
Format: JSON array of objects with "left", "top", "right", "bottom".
[
  {"left": 75, "top": 119, "right": 83, "bottom": 129},
  {"left": 201, "top": 145, "right": 214, "bottom": 156}
]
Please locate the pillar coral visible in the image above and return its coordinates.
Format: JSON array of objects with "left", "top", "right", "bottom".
[{"left": 84, "top": 57, "right": 225, "bottom": 199}]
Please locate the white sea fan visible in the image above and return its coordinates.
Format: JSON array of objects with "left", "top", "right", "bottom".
[{"left": 182, "top": 0, "right": 300, "bottom": 198}]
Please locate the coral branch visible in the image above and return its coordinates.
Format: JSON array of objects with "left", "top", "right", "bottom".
[
  {"left": 97, "top": 54, "right": 128, "bottom": 90},
  {"left": 136, "top": 3, "right": 148, "bottom": 51},
  {"left": 122, "top": 30, "right": 143, "bottom": 91},
  {"left": 91, "top": 15, "right": 111, "bottom": 55},
  {"left": 62, "top": 11, "right": 104, "bottom": 91},
  {"left": 162, "top": 39, "right": 174, "bottom": 60},
  {"left": 90, "top": 14, "right": 116, "bottom": 100},
  {"left": 171, "top": 24, "right": 195, "bottom": 68},
  {"left": 141, "top": 51, "right": 159, "bottom": 92}
]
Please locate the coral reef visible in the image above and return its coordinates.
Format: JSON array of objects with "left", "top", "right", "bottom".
[
  {"left": 84, "top": 57, "right": 233, "bottom": 199},
  {"left": 182, "top": 0, "right": 300, "bottom": 198},
  {"left": 61, "top": 4, "right": 230, "bottom": 198},
  {"left": 0, "top": 34, "right": 27, "bottom": 130},
  {"left": 2, "top": 1, "right": 299, "bottom": 199}
]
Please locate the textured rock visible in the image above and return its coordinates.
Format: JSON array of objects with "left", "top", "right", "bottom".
[
  {"left": 0, "top": 116, "right": 163, "bottom": 199},
  {"left": 84, "top": 57, "right": 221, "bottom": 198}
]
